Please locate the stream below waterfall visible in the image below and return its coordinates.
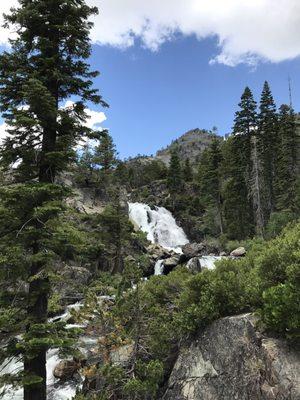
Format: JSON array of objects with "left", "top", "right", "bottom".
[{"left": 1, "top": 202, "right": 224, "bottom": 399}]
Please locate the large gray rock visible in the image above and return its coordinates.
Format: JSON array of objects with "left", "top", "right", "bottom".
[
  {"left": 55, "top": 264, "right": 92, "bottom": 302},
  {"left": 230, "top": 247, "right": 246, "bottom": 257},
  {"left": 147, "top": 243, "right": 173, "bottom": 261},
  {"left": 53, "top": 360, "right": 80, "bottom": 380},
  {"left": 163, "top": 314, "right": 300, "bottom": 400},
  {"left": 186, "top": 257, "right": 202, "bottom": 274},
  {"left": 182, "top": 243, "right": 205, "bottom": 259},
  {"left": 164, "top": 255, "right": 181, "bottom": 268}
]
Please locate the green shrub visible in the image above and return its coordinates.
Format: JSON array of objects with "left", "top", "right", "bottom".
[{"left": 265, "top": 211, "right": 296, "bottom": 239}]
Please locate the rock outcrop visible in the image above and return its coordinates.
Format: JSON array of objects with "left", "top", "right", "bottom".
[
  {"left": 53, "top": 360, "right": 81, "bottom": 380},
  {"left": 156, "top": 129, "right": 219, "bottom": 166},
  {"left": 230, "top": 246, "right": 246, "bottom": 257},
  {"left": 55, "top": 264, "right": 92, "bottom": 303},
  {"left": 162, "top": 314, "right": 300, "bottom": 400},
  {"left": 182, "top": 243, "right": 206, "bottom": 259},
  {"left": 186, "top": 257, "right": 202, "bottom": 274}
]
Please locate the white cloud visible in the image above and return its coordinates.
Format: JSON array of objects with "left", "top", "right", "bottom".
[
  {"left": 1, "top": 1, "right": 300, "bottom": 65},
  {"left": 0, "top": 121, "right": 8, "bottom": 144},
  {"left": 64, "top": 101, "right": 107, "bottom": 130}
]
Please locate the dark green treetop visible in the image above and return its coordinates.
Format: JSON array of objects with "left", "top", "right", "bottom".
[
  {"left": 275, "top": 104, "right": 298, "bottom": 210},
  {"left": 93, "top": 130, "right": 118, "bottom": 172},
  {"left": 258, "top": 81, "right": 278, "bottom": 215},
  {"left": 167, "top": 146, "right": 183, "bottom": 193}
]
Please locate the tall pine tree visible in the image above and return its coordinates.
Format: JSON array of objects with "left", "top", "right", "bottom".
[
  {"left": 258, "top": 81, "right": 278, "bottom": 218},
  {"left": 198, "top": 138, "right": 224, "bottom": 235},
  {"left": 0, "top": 1, "right": 107, "bottom": 399},
  {"left": 183, "top": 158, "right": 193, "bottom": 182},
  {"left": 93, "top": 130, "right": 118, "bottom": 172},
  {"left": 275, "top": 104, "right": 298, "bottom": 210},
  {"left": 223, "top": 87, "right": 256, "bottom": 239},
  {"left": 250, "top": 130, "right": 266, "bottom": 236},
  {"left": 167, "top": 147, "right": 183, "bottom": 193}
]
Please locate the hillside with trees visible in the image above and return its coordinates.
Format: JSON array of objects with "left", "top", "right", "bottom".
[{"left": 0, "top": 1, "right": 299, "bottom": 400}]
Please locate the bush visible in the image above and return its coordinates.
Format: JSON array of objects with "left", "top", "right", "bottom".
[
  {"left": 265, "top": 211, "right": 296, "bottom": 239},
  {"left": 78, "top": 222, "right": 300, "bottom": 399}
]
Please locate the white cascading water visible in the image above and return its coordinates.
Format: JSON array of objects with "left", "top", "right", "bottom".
[
  {"left": 154, "top": 259, "right": 165, "bottom": 276},
  {"left": 0, "top": 350, "right": 77, "bottom": 400},
  {"left": 0, "top": 302, "right": 87, "bottom": 400},
  {"left": 198, "top": 256, "right": 223, "bottom": 270},
  {"left": 129, "top": 202, "right": 189, "bottom": 276},
  {"left": 128, "top": 202, "right": 189, "bottom": 253},
  {"left": 128, "top": 202, "right": 225, "bottom": 274}
]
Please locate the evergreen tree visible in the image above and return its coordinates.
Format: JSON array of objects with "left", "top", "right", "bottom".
[
  {"left": 250, "top": 132, "right": 266, "bottom": 236},
  {"left": 275, "top": 104, "right": 298, "bottom": 210},
  {"left": 78, "top": 144, "right": 95, "bottom": 186},
  {"left": 222, "top": 87, "right": 257, "bottom": 239},
  {"left": 0, "top": 1, "right": 107, "bottom": 399},
  {"left": 93, "top": 130, "right": 118, "bottom": 172},
  {"left": 98, "top": 189, "right": 133, "bottom": 273},
  {"left": 222, "top": 136, "right": 254, "bottom": 240},
  {"left": 198, "top": 138, "right": 224, "bottom": 235},
  {"left": 233, "top": 86, "right": 257, "bottom": 174},
  {"left": 183, "top": 159, "right": 193, "bottom": 182},
  {"left": 258, "top": 81, "right": 278, "bottom": 217},
  {"left": 167, "top": 147, "right": 183, "bottom": 193}
]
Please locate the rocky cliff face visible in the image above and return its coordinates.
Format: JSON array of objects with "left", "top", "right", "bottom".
[
  {"left": 156, "top": 129, "right": 220, "bottom": 166},
  {"left": 162, "top": 314, "right": 299, "bottom": 400}
]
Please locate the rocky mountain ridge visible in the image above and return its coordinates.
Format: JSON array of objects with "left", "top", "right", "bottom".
[
  {"left": 156, "top": 128, "right": 221, "bottom": 166},
  {"left": 126, "top": 128, "right": 220, "bottom": 167}
]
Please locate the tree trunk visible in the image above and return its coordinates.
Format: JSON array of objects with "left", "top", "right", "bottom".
[
  {"left": 24, "top": 121, "right": 57, "bottom": 400},
  {"left": 251, "top": 135, "right": 265, "bottom": 236},
  {"left": 24, "top": 245, "right": 50, "bottom": 400}
]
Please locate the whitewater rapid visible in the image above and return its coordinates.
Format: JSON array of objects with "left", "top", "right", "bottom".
[
  {"left": 0, "top": 350, "right": 77, "bottom": 400},
  {"left": 0, "top": 302, "right": 87, "bottom": 400},
  {"left": 188, "top": 255, "right": 224, "bottom": 270}
]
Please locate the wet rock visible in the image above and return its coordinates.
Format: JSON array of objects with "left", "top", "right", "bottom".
[
  {"left": 53, "top": 360, "right": 81, "bottom": 380},
  {"left": 182, "top": 243, "right": 205, "bottom": 259},
  {"left": 164, "top": 255, "right": 181, "bottom": 268},
  {"left": 219, "top": 251, "right": 227, "bottom": 256},
  {"left": 186, "top": 257, "right": 202, "bottom": 274},
  {"left": 147, "top": 243, "right": 173, "bottom": 260},
  {"left": 163, "top": 255, "right": 181, "bottom": 274},
  {"left": 162, "top": 314, "right": 300, "bottom": 400},
  {"left": 230, "top": 247, "right": 246, "bottom": 257}
]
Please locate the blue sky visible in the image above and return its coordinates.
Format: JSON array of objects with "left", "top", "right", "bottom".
[
  {"left": 90, "top": 36, "right": 300, "bottom": 158},
  {"left": 1, "top": 0, "right": 300, "bottom": 159}
]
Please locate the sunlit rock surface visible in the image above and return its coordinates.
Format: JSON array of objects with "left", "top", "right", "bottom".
[{"left": 163, "top": 314, "right": 300, "bottom": 400}]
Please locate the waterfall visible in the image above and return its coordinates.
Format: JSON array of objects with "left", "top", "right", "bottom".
[
  {"left": 129, "top": 202, "right": 189, "bottom": 276},
  {"left": 154, "top": 259, "right": 165, "bottom": 275},
  {"left": 128, "top": 202, "right": 189, "bottom": 253}
]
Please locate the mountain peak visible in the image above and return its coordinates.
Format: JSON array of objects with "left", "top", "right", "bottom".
[{"left": 155, "top": 128, "right": 220, "bottom": 165}]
